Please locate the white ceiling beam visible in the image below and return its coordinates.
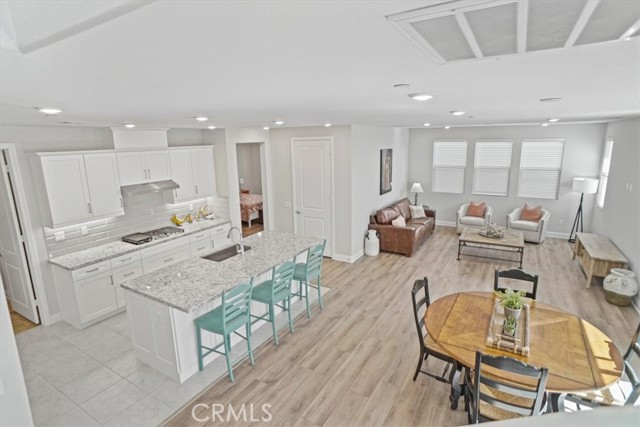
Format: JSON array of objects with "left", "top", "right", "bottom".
[
  {"left": 517, "top": 0, "right": 528, "bottom": 54},
  {"left": 565, "top": 0, "right": 600, "bottom": 47},
  {"left": 619, "top": 18, "right": 640, "bottom": 40},
  {"left": 454, "top": 11, "right": 484, "bottom": 58}
]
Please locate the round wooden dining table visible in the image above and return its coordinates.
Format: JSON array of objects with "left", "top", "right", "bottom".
[{"left": 424, "top": 291, "right": 624, "bottom": 410}]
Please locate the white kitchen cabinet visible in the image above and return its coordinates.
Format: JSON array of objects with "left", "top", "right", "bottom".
[
  {"left": 116, "top": 150, "right": 171, "bottom": 185},
  {"left": 169, "top": 149, "right": 196, "bottom": 201},
  {"left": 75, "top": 272, "right": 119, "bottom": 323},
  {"left": 191, "top": 147, "right": 217, "bottom": 197},
  {"left": 112, "top": 260, "right": 143, "bottom": 307},
  {"left": 37, "top": 154, "right": 93, "bottom": 226},
  {"left": 84, "top": 153, "right": 124, "bottom": 218}
]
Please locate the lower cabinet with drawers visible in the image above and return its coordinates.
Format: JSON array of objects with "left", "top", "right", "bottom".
[{"left": 51, "top": 222, "right": 231, "bottom": 329}]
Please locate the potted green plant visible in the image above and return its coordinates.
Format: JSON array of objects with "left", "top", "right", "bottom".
[
  {"left": 502, "top": 315, "right": 517, "bottom": 337},
  {"left": 494, "top": 288, "right": 527, "bottom": 320}
]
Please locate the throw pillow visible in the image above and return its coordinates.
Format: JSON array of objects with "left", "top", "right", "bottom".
[
  {"left": 409, "top": 205, "right": 427, "bottom": 219},
  {"left": 391, "top": 216, "right": 406, "bottom": 227},
  {"left": 467, "top": 201, "right": 486, "bottom": 217},
  {"left": 376, "top": 206, "right": 400, "bottom": 224},
  {"left": 520, "top": 204, "right": 543, "bottom": 222}
]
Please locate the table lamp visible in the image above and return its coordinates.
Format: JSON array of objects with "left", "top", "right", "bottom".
[
  {"left": 569, "top": 177, "right": 599, "bottom": 243},
  {"left": 410, "top": 182, "right": 423, "bottom": 205}
]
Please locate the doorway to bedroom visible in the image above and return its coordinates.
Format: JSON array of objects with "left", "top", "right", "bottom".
[{"left": 236, "top": 142, "right": 265, "bottom": 237}]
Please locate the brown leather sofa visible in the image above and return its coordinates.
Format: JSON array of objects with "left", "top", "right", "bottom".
[{"left": 368, "top": 198, "right": 436, "bottom": 257}]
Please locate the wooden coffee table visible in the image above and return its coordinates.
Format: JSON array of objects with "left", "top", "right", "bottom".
[{"left": 458, "top": 228, "right": 525, "bottom": 268}]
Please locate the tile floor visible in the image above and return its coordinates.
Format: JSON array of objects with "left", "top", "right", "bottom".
[{"left": 17, "top": 291, "right": 323, "bottom": 427}]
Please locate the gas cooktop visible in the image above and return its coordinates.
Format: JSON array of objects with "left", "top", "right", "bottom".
[{"left": 121, "top": 226, "right": 185, "bottom": 245}]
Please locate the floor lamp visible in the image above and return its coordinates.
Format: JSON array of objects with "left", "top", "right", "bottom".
[
  {"left": 568, "top": 177, "right": 599, "bottom": 243},
  {"left": 410, "top": 182, "right": 423, "bottom": 205}
]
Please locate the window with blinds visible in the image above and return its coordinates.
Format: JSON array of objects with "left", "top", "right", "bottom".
[
  {"left": 517, "top": 139, "right": 565, "bottom": 199},
  {"left": 472, "top": 140, "right": 513, "bottom": 196},
  {"left": 597, "top": 139, "right": 614, "bottom": 208},
  {"left": 432, "top": 141, "right": 467, "bottom": 193}
]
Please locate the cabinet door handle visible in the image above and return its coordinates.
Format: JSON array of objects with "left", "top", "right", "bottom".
[
  {"left": 174, "top": 189, "right": 178, "bottom": 197},
  {"left": 123, "top": 271, "right": 135, "bottom": 277},
  {"left": 87, "top": 203, "right": 92, "bottom": 214},
  {"left": 119, "top": 257, "right": 132, "bottom": 263},
  {"left": 195, "top": 185, "right": 198, "bottom": 194},
  {"left": 119, "top": 197, "right": 123, "bottom": 208},
  {"left": 163, "top": 257, "right": 174, "bottom": 262},
  {"left": 148, "top": 169, "right": 152, "bottom": 180},
  {"left": 86, "top": 267, "right": 99, "bottom": 273},
  {"left": 196, "top": 246, "right": 205, "bottom": 251}
]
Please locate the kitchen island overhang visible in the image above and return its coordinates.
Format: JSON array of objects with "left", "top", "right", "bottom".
[{"left": 121, "top": 231, "right": 325, "bottom": 383}]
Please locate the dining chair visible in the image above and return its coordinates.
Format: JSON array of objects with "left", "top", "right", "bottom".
[
  {"left": 251, "top": 261, "right": 295, "bottom": 346},
  {"left": 194, "top": 280, "right": 254, "bottom": 382},
  {"left": 292, "top": 240, "right": 326, "bottom": 318},
  {"left": 464, "top": 351, "right": 548, "bottom": 423},
  {"left": 494, "top": 268, "right": 539, "bottom": 300},
  {"left": 411, "top": 277, "right": 457, "bottom": 384},
  {"left": 558, "top": 321, "right": 640, "bottom": 409}
]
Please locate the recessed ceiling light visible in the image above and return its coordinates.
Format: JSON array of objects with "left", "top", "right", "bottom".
[
  {"left": 541, "top": 123, "right": 549, "bottom": 127},
  {"left": 625, "top": 37, "right": 632, "bottom": 41},
  {"left": 408, "top": 93, "right": 433, "bottom": 101},
  {"left": 263, "top": 126, "right": 270, "bottom": 130},
  {"left": 393, "top": 83, "right": 410, "bottom": 88},
  {"left": 207, "top": 125, "right": 216, "bottom": 130},
  {"left": 451, "top": 110, "right": 465, "bottom": 116},
  {"left": 423, "top": 123, "right": 431, "bottom": 127},
  {"left": 539, "top": 97, "right": 562, "bottom": 103},
  {"left": 444, "top": 126, "right": 451, "bottom": 129},
  {"left": 36, "top": 107, "right": 62, "bottom": 115},
  {"left": 548, "top": 118, "right": 559, "bottom": 122},
  {"left": 194, "top": 116, "right": 208, "bottom": 122},
  {"left": 324, "top": 123, "right": 332, "bottom": 127},
  {"left": 273, "top": 120, "right": 284, "bottom": 125},
  {"left": 124, "top": 123, "right": 136, "bottom": 128}
]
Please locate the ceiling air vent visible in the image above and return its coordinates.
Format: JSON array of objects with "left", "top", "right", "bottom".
[{"left": 387, "top": 0, "right": 640, "bottom": 64}]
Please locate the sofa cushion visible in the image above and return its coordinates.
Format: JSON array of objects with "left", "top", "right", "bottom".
[
  {"left": 510, "top": 219, "right": 540, "bottom": 232},
  {"left": 391, "top": 216, "right": 406, "bottom": 227},
  {"left": 376, "top": 206, "right": 400, "bottom": 224},
  {"left": 408, "top": 217, "right": 429, "bottom": 226},
  {"left": 395, "top": 198, "right": 412, "bottom": 220},
  {"left": 409, "top": 205, "right": 426, "bottom": 219},
  {"left": 460, "top": 216, "right": 486, "bottom": 226},
  {"left": 521, "top": 204, "right": 542, "bottom": 222},
  {"left": 467, "top": 201, "right": 486, "bottom": 217}
]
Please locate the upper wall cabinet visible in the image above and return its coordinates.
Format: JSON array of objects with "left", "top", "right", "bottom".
[
  {"left": 168, "top": 146, "right": 216, "bottom": 202},
  {"left": 34, "top": 153, "right": 125, "bottom": 228},
  {"left": 116, "top": 151, "right": 171, "bottom": 185}
]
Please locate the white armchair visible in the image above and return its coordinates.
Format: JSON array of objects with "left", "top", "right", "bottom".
[
  {"left": 456, "top": 202, "right": 493, "bottom": 234},
  {"left": 507, "top": 208, "right": 550, "bottom": 243}
]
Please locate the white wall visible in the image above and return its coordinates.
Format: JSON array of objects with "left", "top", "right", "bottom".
[
  {"left": 591, "top": 118, "right": 640, "bottom": 302},
  {"left": 268, "top": 125, "right": 352, "bottom": 257},
  {"left": 236, "top": 143, "right": 262, "bottom": 194},
  {"left": 351, "top": 125, "right": 409, "bottom": 257},
  {"left": 0, "top": 279, "right": 33, "bottom": 427},
  {"left": 408, "top": 124, "right": 605, "bottom": 235}
]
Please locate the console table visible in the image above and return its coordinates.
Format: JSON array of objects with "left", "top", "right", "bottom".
[{"left": 573, "top": 233, "right": 628, "bottom": 288}]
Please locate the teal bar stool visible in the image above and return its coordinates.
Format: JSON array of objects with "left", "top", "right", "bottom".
[
  {"left": 292, "top": 240, "right": 326, "bottom": 318},
  {"left": 250, "top": 262, "right": 295, "bottom": 346},
  {"left": 194, "top": 280, "right": 254, "bottom": 382}
]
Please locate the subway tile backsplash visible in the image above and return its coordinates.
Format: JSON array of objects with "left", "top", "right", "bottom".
[{"left": 44, "top": 193, "right": 230, "bottom": 257}]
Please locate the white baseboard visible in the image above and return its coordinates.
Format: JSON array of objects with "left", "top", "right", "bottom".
[
  {"left": 546, "top": 231, "right": 570, "bottom": 239},
  {"left": 436, "top": 220, "right": 456, "bottom": 227},
  {"left": 332, "top": 251, "right": 364, "bottom": 263},
  {"left": 43, "top": 312, "right": 62, "bottom": 326}
]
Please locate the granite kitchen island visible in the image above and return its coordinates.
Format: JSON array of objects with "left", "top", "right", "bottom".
[{"left": 120, "top": 231, "right": 324, "bottom": 383}]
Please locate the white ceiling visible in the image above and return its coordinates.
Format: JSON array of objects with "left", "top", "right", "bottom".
[{"left": 0, "top": 0, "right": 638, "bottom": 129}]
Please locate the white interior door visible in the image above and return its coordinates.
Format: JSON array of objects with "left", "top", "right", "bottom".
[
  {"left": 293, "top": 138, "right": 332, "bottom": 256},
  {"left": 0, "top": 153, "right": 39, "bottom": 323}
]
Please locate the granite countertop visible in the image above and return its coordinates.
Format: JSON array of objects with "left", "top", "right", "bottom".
[
  {"left": 120, "top": 231, "right": 324, "bottom": 313},
  {"left": 48, "top": 219, "right": 231, "bottom": 271}
]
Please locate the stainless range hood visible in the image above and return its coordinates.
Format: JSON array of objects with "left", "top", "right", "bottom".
[{"left": 120, "top": 180, "right": 180, "bottom": 197}]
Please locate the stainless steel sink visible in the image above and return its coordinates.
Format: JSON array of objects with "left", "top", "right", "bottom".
[{"left": 202, "top": 245, "right": 251, "bottom": 262}]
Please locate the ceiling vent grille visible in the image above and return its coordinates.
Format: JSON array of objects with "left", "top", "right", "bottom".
[{"left": 388, "top": 0, "right": 640, "bottom": 64}]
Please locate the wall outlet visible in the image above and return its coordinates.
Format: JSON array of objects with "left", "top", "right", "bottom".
[
  {"left": 54, "top": 231, "right": 65, "bottom": 241},
  {"left": 284, "top": 201, "right": 292, "bottom": 208},
  {"left": 80, "top": 226, "right": 88, "bottom": 235}
]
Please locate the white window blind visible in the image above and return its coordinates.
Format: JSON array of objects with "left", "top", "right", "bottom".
[
  {"left": 597, "top": 139, "right": 614, "bottom": 208},
  {"left": 432, "top": 141, "right": 467, "bottom": 193},
  {"left": 517, "top": 139, "right": 565, "bottom": 199},
  {"left": 473, "top": 141, "right": 513, "bottom": 196}
]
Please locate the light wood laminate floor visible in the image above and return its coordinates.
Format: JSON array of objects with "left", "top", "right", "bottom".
[{"left": 165, "top": 227, "right": 639, "bottom": 427}]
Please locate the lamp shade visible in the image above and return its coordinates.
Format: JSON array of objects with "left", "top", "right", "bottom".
[
  {"left": 410, "top": 182, "right": 424, "bottom": 193},
  {"left": 572, "top": 177, "right": 599, "bottom": 194}
]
